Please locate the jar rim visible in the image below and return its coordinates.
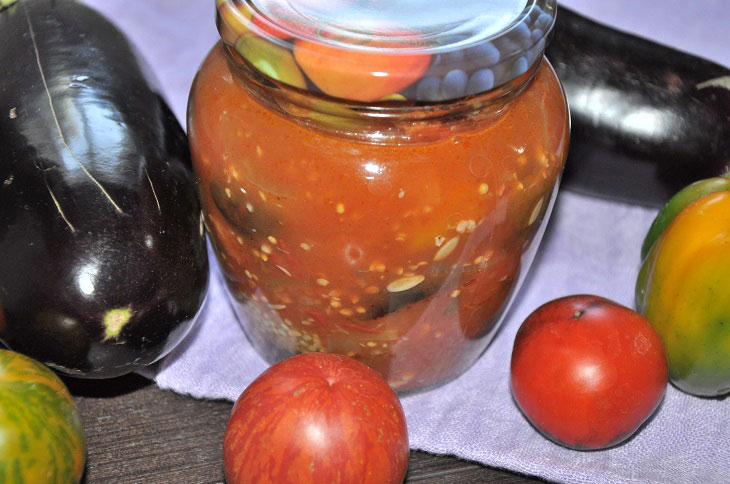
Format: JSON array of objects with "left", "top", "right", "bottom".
[{"left": 216, "top": 0, "right": 556, "bottom": 103}]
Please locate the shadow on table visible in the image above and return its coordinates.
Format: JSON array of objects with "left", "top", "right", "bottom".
[{"left": 62, "top": 372, "right": 152, "bottom": 398}]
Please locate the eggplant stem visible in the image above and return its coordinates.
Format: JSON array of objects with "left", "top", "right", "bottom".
[{"left": 696, "top": 75, "right": 730, "bottom": 91}]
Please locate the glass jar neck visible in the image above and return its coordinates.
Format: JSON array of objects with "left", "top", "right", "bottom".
[{"left": 223, "top": 44, "right": 543, "bottom": 144}]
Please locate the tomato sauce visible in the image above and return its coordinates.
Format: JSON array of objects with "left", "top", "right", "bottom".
[{"left": 189, "top": 42, "right": 568, "bottom": 392}]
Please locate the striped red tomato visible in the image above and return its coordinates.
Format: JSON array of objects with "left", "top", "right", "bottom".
[{"left": 224, "top": 353, "right": 409, "bottom": 484}]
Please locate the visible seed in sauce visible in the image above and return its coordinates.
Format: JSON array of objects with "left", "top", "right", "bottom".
[
  {"left": 398, "top": 189, "right": 405, "bottom": 199},
  {"left": 259, "top": 191, "right": 267, "bottom": 202},
  {"left": 267, "top": 236, "right": 278, "bottom": 244},
  {"left": 450, "top": 290, "right": 461, "bottom": 298},
  {"left": 336, "top": 203, "right": 345, "bottom": 214},
  {"left": 434, "top": 236, "right": 459, "bottom": 261},
  {"left": 300, "top": 242, "right": 312, "bottom": 251},
  {"left": 366, "top": 341, "right": 378, "bottom": 348},
  {"left": 261, "top": 244, "right": 273, "bottom": 255},
  {"left": 456, "top": 220, "right": 476, "bottom": 234},
  {"left": 276, "top": 265, "right": 292, "bottom": 277},
  {"left": 365, "top": 285, "right": 380, "bottom": 294},
  {"left": 369, "top": 262, "right": 386, "bottom": 272},
  {"left": 245, "top": 202, "right": 254, "bottom": 213},
  {"left": 434, "top": 235, "right": 446, "bottom": 247},
  {"left": 478, "top": 183, "right": 489, "bottom": 195},
  {"left": 224, "top": 187, "right": 232, "bottom": 198},
  {"left": 316, "top": 278, "right": 330, "bottom": 286},
  {"left": 387, "top": 275, "right": 425, "bottom": 293},
  {"left": 256, "top": 145, "right": 263, "bottom": 157},
  {"left": 339, "top": 308, "right": 354, "bottom": 316},
  {"left": 356, "top": 306, "right": 367, "bottom": 314}
]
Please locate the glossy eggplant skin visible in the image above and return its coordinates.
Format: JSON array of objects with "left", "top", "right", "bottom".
[
  {"left": 549, "top": 6, "right": 730, "bottom": 207},
  {"left": 0, "top": 0, "right": 208, "bottom": 377}
]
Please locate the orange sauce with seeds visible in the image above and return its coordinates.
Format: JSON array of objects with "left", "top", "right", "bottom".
[{"left": 189, "top": 43, "right": 569, "bottom": 393}]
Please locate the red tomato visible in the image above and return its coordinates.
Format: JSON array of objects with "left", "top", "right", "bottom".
[
  {"left": 293, "top": 35, "right": 430, "bottom": 102},
  {"left": 223, "top": 353, "right": 409, "bottom": 484},
  {"left": 510, "top": 295, "right": 668, "bottom": 450}
]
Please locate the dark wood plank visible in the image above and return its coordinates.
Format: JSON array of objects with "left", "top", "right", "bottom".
[
  {"left": 65, "top": 375, "right": 543, "bottom": 483},
  {"left": 67, "top": 375, "right": 229, "bottom": 483}
]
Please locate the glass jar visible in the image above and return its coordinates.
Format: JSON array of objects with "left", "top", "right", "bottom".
[{"left": 189, "top": 0, "right": 569, "bottom": 393}]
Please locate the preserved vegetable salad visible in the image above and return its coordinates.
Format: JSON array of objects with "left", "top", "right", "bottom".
[{"left": 190, "top": 0, "right": 569, "bottom": 392}]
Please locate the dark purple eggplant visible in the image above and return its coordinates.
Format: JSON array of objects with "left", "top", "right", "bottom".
[
  {"left": 548, "top": 6, "right": 730, "bottom": 207},
  {"left": 0, "top": 0, "right": 208, "bottom": 377}
]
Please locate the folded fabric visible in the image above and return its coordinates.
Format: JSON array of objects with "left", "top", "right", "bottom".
[{"left": 153, "top": 191, "right": 729, "bottom": 484}]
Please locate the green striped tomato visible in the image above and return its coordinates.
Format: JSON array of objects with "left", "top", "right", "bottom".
[{"left": 0, "top": 349, "right": 85, "bottom": 483}]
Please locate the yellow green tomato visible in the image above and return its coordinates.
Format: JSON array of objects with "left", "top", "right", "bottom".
[
  {"left": 235, "top": 35, "right": 307, "bottom": 89},
  {"left": 0, "top": 350, "right": 86, "bottom": 483},
  {"left": 636, "top": 188, "right": 730, "bottom": 397}
]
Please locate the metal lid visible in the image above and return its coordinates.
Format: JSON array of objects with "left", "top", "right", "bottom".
[{"left": 217, "top": 0, "right": 556, "bottom": 103}]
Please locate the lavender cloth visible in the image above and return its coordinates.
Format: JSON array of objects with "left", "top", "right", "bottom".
[{"left": 81, "top": 1, "right": 730, "bottom": 482}]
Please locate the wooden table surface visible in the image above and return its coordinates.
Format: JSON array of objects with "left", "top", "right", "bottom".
[{"left": 65, "top": 374, "right": 545, "bottom": 484}]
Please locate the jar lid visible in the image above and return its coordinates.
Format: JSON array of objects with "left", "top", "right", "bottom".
[{"left": 216, "top": 0, "right": 556, "bottom": 103}]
